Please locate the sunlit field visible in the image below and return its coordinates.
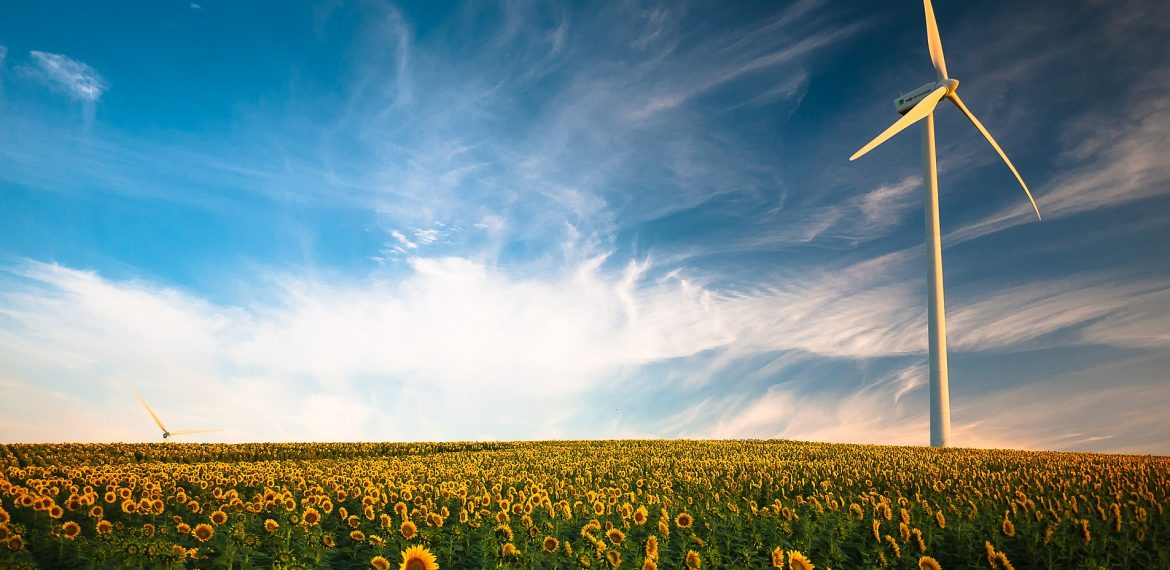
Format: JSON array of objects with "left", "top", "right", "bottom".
[{"left": 0, "top": 440, "right": 1166, "bottom": 569}]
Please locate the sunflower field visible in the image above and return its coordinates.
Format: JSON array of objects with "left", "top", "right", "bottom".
[{"left": 0, "top": 440, "right": 1166, "bottom": 569}]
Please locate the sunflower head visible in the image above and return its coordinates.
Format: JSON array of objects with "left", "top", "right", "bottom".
[
  {"left": 401, "top": 520, "right": 418, "bottom": 540},
  {"left": 210, "top": 510, "right": 228, "bottom": 526},
  {"left": 918, "top": 556, "right": 942, "bottom": 570},
  {"left": 605, "top": 550, "right": 621, "bottom": 568},
  {"left": 543, "top": 536, "right": 559, "bottom": 553},
  {"left": 371, "top": 556, "right": 392, "bottom": 570},
  {"left": 633, "top": 506, "right": 648, "bottom": 525},
  {"left": 788, "top": 550, "right": 814, "bottom": 570},
  {"left": 675, "top": 513, "right": 693, "bottom": 529},
  {"left": 265, "top": 519, "right": 280, "bottom": 533},
  {"left": 304, "top": 508, "right": 321, "bottom": 526},
  {"left": 606, "top": 528, "right": 625, "bottom": 545},
  {"left": 62, "top": 521, "right": 81, "bottom": 539},
  {"left": 192, "top": 524, "right": 214, "bottom": 543},
  {"left": 685, "top": 550, "right": 701, "bottom": 569},
  {"left": 771, "top": 547, "right": 784, "bottom": 568}
]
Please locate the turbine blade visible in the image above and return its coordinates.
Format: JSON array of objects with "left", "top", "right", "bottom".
[
  {"left": 948, "top": 93, "right": 1042, "bottom": 220},
  {"left": 924, "top": 0, "right": 949, "bottom": 80},
  {"left": 167, "top": 429, "right": 223, "bottom": 436},
  {"left": 850, "top": 86, "right": 947, "bottom": 161},
  {"left": 133, "top": 389, "right": 169, "bottom": 433}
]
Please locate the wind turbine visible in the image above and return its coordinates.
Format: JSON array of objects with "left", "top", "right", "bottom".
[
  {"left": 134, "top": 389, "right": 222, "bottom": 441},
  {"left": 849, "top": 0, "right": 1041, "bottom": 447}
]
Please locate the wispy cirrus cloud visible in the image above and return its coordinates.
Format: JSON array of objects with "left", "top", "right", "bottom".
[{"left": 26, "top": 51, "right": 108, "bottom": 102}]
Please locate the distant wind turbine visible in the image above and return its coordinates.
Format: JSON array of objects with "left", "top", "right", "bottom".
[
  {"left": 134, "top": 389, "right": 221, "bottom": 441},
  {"left": 849, "top": 0, "right": 1041, "bottom": 447}
]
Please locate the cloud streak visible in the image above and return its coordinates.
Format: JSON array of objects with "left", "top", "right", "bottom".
[{"left": 26, "top": 51, "right": 107, "bottom": 102}]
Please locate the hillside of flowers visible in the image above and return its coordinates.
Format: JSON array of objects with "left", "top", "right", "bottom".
[{"left": 0, "top": 440, "right": 1166, "bottom": 569}]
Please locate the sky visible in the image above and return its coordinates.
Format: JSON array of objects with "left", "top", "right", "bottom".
[{"left": 1, "top": 0, "right": 1169, "bottom": 453}]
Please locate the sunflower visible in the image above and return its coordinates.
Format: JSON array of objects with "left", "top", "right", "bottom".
[
  {"left": 543, "top": 536, "right": 559, "bottom": 553},
  {"left": 645, "top": 535, "right": 658, "bottom": 560},
  {"left": 6, "top": 535, "right": 23, "bottom": 551},
  {"left": 210, "top": 510, "right": 228, "bottom": 526},
  {"left": 657, "top": 520, "right": 669, "bottom": 536},
  {"left": 351, "top": 530, "right": 366, "bottom": 542},
  {"left": 265, "top": 519, "right": 280, "bottom": 533},
  {"left": 607, "top": 528, "right": 625, "bottom": 545},
  {"left": 192, "top": 523, "right": 214, "bottom": 543},
  {"left": 89, "top": 506, "right": 103, "bottom": 519},
  {"left": 401, "top": 520, "right": 418, "bottom": 539},
  {"left": 62, "top": 521, "right": 81, "bottom": 539},
  {"left": 371, "top": 556, "right": 392, "bottom": 570},
  {"left": 322, "top": 534, "right": 336, "bottom": 548},
  {"left": 501, "top": 542, "right": 520, "bottom": 556},
  {"left": 633, "top": 506, "right": 648, "bottom": 525},
  {"left": 685, "top": 550, "right": 701, "bottom": 569},
  {"left": 49, "top": 505, "right": 64, "bottom": 519},
  {"left": 788, "top": 551, "right": 814, "bottom": 570},
  {"left": 0, "top": 508, "right": 9, "bottom": 525},
  {"left": 771, "top": 547, "right": 784, "bottom": 567},
  {"left": 97, "top": 520, "right": 113, "bottom": 534},
  {"left": 304, "top": 507, "right": 321, "bottom": 526},
  {"left": 605, "top": 550, "right": 621, "bottom": 568},
  {"left": 640, "top": 559, "right": 657, "bottom": 570},
  {"left": 918, "top": 556, "right": 942, "bottom": 570},
  {"left": 1001, "top": 514, "right": 1015, "bottom": 538},
  {"left": 675, "top": 513, "right": 693, "bottom": 529},
  {"left": 143, "top": 523, "right": 156, "bottom": 537}
]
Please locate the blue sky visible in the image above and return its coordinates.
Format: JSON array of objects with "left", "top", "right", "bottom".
[{"left": 2, "top": 0, "right": 1169, "bottom": 452}]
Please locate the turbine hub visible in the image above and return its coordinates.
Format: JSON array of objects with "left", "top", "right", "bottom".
[{"left": 942, "top": 78, "right": 959, "bottom": 96}]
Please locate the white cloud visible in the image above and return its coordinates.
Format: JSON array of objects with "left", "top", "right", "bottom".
[
  {"left": 389, "top": 229, "right": 417, "bottom": 250},
  {"left": 3, "top": 254, "right": 1169, "bottom": 449},
  {"left": 27, "top": 51, "right": 108, "bottom": 102}
]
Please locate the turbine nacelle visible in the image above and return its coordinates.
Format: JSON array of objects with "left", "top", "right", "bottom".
[{"left": 895, "top": 79, "right": 959, "bottom": 115}]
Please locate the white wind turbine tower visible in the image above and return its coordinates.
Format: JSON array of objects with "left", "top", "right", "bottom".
[
  {"left": 134, "top": 389, "right": 222, "bottom": 441},
  {"left": 849, "top": 0, "right": 1041, "bottom": 447}
]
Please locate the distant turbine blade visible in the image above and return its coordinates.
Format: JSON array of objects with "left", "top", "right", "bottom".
[
  {"left": 924, "top": 0, "right": 949, "bottom": 80},
  {"left": 948, "top": 93, "right": 1042, "bottom": 220},
  {"left": 133, "top": 389, "right": 169, "bottom": 433},
  {"left": 167, "top": 429, "right": 223, "bottom": 436},
  {"left": 850, "top": 86, "right": 947, "bottom": 161}
]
